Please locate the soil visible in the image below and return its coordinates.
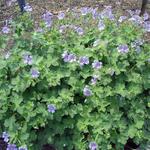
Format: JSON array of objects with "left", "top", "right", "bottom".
[{"left": 0, "top": 0, "right": 145, "bottom": 27}]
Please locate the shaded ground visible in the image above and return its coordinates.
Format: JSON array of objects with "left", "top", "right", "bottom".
[{"left": 0, "top": 0, "right": 145, "bottom": 27}]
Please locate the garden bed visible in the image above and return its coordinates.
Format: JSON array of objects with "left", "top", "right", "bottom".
[{"left": 0, "top": 1, "right": 150, "bottom": 150}]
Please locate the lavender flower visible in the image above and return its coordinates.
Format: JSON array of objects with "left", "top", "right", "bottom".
[
  {"left": 98, "top": 20, "right": 105, "bottom": 31},
  {"left": 2, "top": 26, "right": 10, "bottom": 34},
  {"left": 42, "top": 11, "right": 53, "bottom": 21},
  {"left": 100, "top": 6, "right": 114, "bottom": 20},
  {"left": 24, "top": 4, "right": 32, "bottom": 12},
  {"left": 59, "top": 25, "right": 66, "bottom": 33},
  {"left": 80, "top": 7, "right": 89, "bottom": 15},
  {"left": 118, "top": 16, "right": 127, "bottom": 23},
  {"left": 31, "top": 69, "right": 40, "bottom": 78},
  {"left": 23, "top": 54, "right": 33, "bottom": 65},
  {"left": 143, "top": 21, "right": 150, "bottom": 32},
  {"left": 89, "top": 142, "right": 98, "bottom": 150},
  {"left": 79, "top": 56, "right": 89, "bottom": 66},
  {"left": 91, "top": 8, "right": 98, "bottom": 19},
  {"left": 135, "top": 9, "right": 141, "bottom": 15},
  {"left": 91, "top": 75, "right": 99, "bottom": 85},
  {"left": 42, "top": 11, "right": 53, "bottom": 27},
  {"left": 83, "top": 86, "right": 92, "bottom": 97},
  {"left": 57, "top": 12, "right": 65, "bottom": 20},
  {"left": 62, "top": 51, "right": 76, "bottom": 62},
  {"left": 92, "top": 60, "right": 103, "bottom": 69},
  {"left": 117, "top": 44, "right": 129, "bottom": 53},
  {"left": 143, "top": 12, "right": 149, "bottom": 21},
  {"left": 75, "top": 27, "right": 84, "bottom": 35},
  {"left": 127, "top": 10, "right": 134, "bottom": 16},
  {"left": 48, "top": 104, "right": 56, "bottom": 113},
  {"left": 62, "top": 51, "right": 69, "bottom": 62},
  {"left": 67, "top": 54, "right": 77, "bottom": 62},
  {"left": 2, "top": 132, "right": 9, "bottom": 142},
  {"left": 19, "top": 147, "right": 27, "bottom": 150},
  {"left": 129, "top": 15, "right": 143, "bottom": 25},
  {"left": 7, "top": 144, "right": 17, "bottom": 150}
]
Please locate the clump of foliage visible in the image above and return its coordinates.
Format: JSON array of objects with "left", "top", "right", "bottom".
[{"left": 0, "top": 6, "right": 150, "bottom": 150}]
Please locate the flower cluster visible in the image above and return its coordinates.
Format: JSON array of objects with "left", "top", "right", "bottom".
[
  {"left": 1, "top": 132, "right": 27, "bottom": 150},
  {"left": 117, "top": 44, "right": 129, "bottom": 54},
  {"left": 59, "top": 24, "right": 84, "bottom": 35},
  {"left": 42, "top": 11, "right": 53, "bottom": 27},
  {"left": 131, "top": 39, "right": 144, "bottom": 53},
  {"left": 2, "top": 26, "right": 10, "bottom": 34},
  {"left": 62, "top": 51, "right": 77, "bottom": 62},
  {"left": 23, "top": 53, "right": 33, "bottom": 65}
]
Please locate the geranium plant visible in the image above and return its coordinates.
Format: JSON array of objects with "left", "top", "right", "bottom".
[{"left": 0, "top": 5, "right": 150, "bottom": 150}]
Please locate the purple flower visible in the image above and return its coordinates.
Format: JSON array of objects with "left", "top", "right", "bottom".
[
  {"left": 42, "top": 11, "right": 53, "bottom": 27},
  {"left": 91, "top": 75, "right": 99, "bottom": 85},
  {"left": 57, "top": 12, "right": 65, "bottom": 20},
  {"left": 62, "top": 51, "right": 76, "bottom": 62},
  {"left": 100, "top": 6, "right": 114, "bottom": 20},
  {"left": 98, "top": 20, "right": 105, "bottom": 31},
  {"left": 143, "top": 12, "right": 149, "bottom": 21},
  {"left": 7, "top": 144, "right": 17, "bottom": 150},
  {"left": 129, "top": 15, "right": 143, "bottom": 25},
  {"left": 118, "top": 16, "right": 127, "bottom": 23},
  {"left": 19, "top": 147, "right": 27, "bottom": 150},
  {"left": 31, "top": 69, "right": 40, "bottom": 78},
  {"left": 48, "top": 104, "right": 56, "bottom": 113},
  {"left": 80, "top": 7, "right": 89, "bottom": 15},
  {"left": 67, "top": 54, "right": 77, "bottom": 62},
  {"left": 75, "top": 27, "right": 84, "bottom": 35},
  {"left": 89, "top": 142, "right": 98, "bottom": 150},
  {"left": 62, "top": 51, "right": 69, "bottom": 62},
  {"left": 2, "top": 132, "right": 9, "bottom": 142},
  {"left": 59, "top": 25, "right": 66, "bottom": 33},
  {"left": 127, "top": 10, "right": 134, "bottom": 16},
  {"left": 23, "top": 54, "right": 33, "bottom": 65},
  {"left": 42, "top": 11, "right": 53, "bottom": 21},
  {"left": 24, "top": 4, "right": 32, "bottom": 12},
  {"left": 117, "top": 44, "right": 129, "bottom": 53},
  {"left": 143, "top": 21, "right": 150, "bottom": 32},
  {"left": 92, "top": 60, "right": 102, "bottom": 69},
  {"left": 2, "top": 26, "right": 10, "bottom": 34},
  {"left": 91, "top": 8, "right": 98, "bottom": 19},
  {"left": 79, "top": 56, "right": 89, "bottom": 66},
  {"left": 83, "top": 86, "right": 92, "bottom": 97}
]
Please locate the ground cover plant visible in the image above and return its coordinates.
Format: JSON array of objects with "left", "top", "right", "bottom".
[{"left": 0, "top": 4, "right": 150, "bottom": 150}]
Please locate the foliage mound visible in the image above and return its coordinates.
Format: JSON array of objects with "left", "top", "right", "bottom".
[{"left": 0, "top": 6, "right": 150, "bottom": 150}]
